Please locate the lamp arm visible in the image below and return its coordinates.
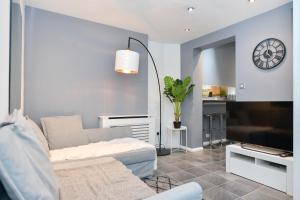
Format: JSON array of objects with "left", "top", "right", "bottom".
[{"left": 128, "top": 37, "right": 163, "bottom": 149}]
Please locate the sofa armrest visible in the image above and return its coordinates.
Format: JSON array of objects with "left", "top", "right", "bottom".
[
  {"left": 144, "top": 182, "right": 202, "bottom": 200},
  {"left": 85, "top": 127, "right": 132, "bottom": 143}
]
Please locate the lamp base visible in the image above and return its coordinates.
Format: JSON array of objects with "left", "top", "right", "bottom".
[{"left": 156, "top": 148, "right": 171, "bottom": 156}]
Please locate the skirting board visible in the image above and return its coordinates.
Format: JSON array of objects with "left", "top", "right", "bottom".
[
  {"left": 179, "top": 145, "right": 203, "bottom": 152},
  {"left": 203, "top": 139, "right": 228, "bottom": 146}
]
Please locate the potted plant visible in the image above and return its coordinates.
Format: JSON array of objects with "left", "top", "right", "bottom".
[{"left": 163, "top": 76, "right": 195, "bottom": 129}]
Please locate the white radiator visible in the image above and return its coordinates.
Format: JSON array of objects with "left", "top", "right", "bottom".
[{"left": 98, "top": 115, "right": 155, "bottom": 144}]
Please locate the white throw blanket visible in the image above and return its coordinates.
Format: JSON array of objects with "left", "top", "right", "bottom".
[
  {"left": 54, "top": 157, "right": 155, "bottom": 200},
  {"left": 50, "top": 138, "right": 155, "bottom": 162}
]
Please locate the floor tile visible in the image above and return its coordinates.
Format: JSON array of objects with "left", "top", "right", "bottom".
[
  {"left": 200, "top": 173, "right": 230, "bottom": 186},
  {"left": 181, "top": 155, "right": 206, "bottom": 162},
  {"left": 159, "top": 156, "right": 180, "bottom": 163},
  {"left": 243, "top": 190, "right": 279, "bottom": 200},
  {"left": 157, "top": 159, "right": 166, "bottom": 166},
  {"left": 172, "top": 161, "right": 196, "bottom": 170},
  {"left": 158, "top": 163, "right": 180, "bottom": 173},
  {"left": 153, "top": 169, "right": 164, "bottom": 176},
  {"left": 215, "top": 159, "right": 226, "bottom": 167},
  {"left": 184, "top": 166, "right": 210, "bottom": 177},
  {"left": 184, "top": 159, "right": 205, "bottom": 166},
  {"left": 214, "top": 170, "right": 240, "bottom": 181},
  {"left": 257, "top": 186, "right": 291, "bottom": 200},
  {"left": 195, "top": 154, "right": 216, "bottom": 162},
  {"left": 234, "top": 178, "right": 261, "bottom": 190},
  {"left": 221, "top": 181, "right": 257, "bottom": 197},
  {"left": 186, "top": 176, "right": 216, "bottom": 191},
  {"left": 173, "top": 153, "right": 193, "bottom": 160},
  {"left": 202, "top": 163, "right": 225, "bottom": 172},
  {"left": 205, "top": 187, "right": 239, "bottom": 200},
  {"left": 167, "top": 170, "right": 196, "bottom": 182}
]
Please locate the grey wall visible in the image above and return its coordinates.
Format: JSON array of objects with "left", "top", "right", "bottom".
[
  {"left": 10, "top": 3, "right": 22, "bottom": 112},
  {"left": 181, "top": 3, "right": 293, "bottom": 148},
  {"left": 23, "top": 6, "right": 148, "bottom": 128},
  {"left": 202, "top": 42, "right": 235, "bottom": 87}
]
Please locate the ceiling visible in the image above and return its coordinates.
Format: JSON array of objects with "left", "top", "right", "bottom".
[{"left": 24, "top": 0, "right": 291, "bottom": 43}]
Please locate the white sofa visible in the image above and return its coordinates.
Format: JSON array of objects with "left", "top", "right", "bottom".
[
  {"left": 40, "top": 115, "right": 157, "bottom": 178},
  {"left": 0, "top": 115, "right": 203, "bottom": 200}
]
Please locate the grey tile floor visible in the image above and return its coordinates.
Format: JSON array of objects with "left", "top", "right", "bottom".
[{"left": 155, "top": 147, "right": 293, "bottom": 200}]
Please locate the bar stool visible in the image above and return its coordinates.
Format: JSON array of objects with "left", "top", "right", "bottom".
[
  {"left": 203, "top": 113, "right": 214, "bottom": 148},
  {"left": 210, "top": 113, "right": 220, "bottom": 149},
  {"left": 205, "top": 112, "right": 225, "bottom": 149},
  {"left": 219, "top": 113, "right": 226, "bottom": 147}
]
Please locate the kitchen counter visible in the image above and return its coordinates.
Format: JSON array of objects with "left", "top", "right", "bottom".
[{"left": 202, "top": 97, "right": 235, "bottom": 103}]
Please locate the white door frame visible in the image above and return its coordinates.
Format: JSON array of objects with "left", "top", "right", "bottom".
[
  {"left": 293, "top": 0, "right": 300, "bottom": 199},
  {"left": 0, "top": 0, "right": 11, "bottom": 121}
]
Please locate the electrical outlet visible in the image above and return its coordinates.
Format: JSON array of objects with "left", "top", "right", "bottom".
[{"left": 239, "top": 83, "right": 246, "bottom": 89}]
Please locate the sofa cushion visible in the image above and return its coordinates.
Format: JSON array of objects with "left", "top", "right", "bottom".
[
  {"left": 0, "top": 123, "right": 59, "bottom": 200},
  {"left": 27, "top": 118, "right": 50, "bottom": 155},
  {"left": 5, "top": 110, "right": 50, "bottom": 155},
  {"left": 41, "top": 115, "right": 88, "bottom": 149},
  {"left": 5, "top": 109, "right": 29, "bottom": 130}
]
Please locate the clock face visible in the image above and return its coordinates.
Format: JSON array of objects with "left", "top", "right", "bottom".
[{"left": 252, "top": 38, "right": 286, "bottom": 70}]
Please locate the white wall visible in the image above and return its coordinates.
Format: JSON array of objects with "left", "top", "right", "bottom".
[
  {"left": 0, "top": 0, "right": 10, "bottom": 121},
  {"left": 293, "top": 0, "right": 300, "bottom": 199},
  {"left": 201, "top": 42, "right": 235, "bottom": 87},
  {"left": 148, "top": 41, "right": 181, "bottom": 147}
]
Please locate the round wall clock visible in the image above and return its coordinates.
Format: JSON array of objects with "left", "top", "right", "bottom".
[{"left": 252, "top": 38, "right": 286, "bottom": 70}]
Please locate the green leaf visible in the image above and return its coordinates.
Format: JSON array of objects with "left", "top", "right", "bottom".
[
  {"left": 183, "top": 76, "right": 191, "bottom": 87},
  {"left": 185, "top": 84, "right": 195, "bottom": 98},
  {"left": 164, "top": 76, "right": 174, "bottom": 89}
]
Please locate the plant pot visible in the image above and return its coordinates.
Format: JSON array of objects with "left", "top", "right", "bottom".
[{"left": 173, "top": 121, "right": 181, "bottom": 129}]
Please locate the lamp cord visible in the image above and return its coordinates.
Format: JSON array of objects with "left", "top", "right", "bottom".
[{"left": 127, "top": 37, "right": 163, "bottom": 151}]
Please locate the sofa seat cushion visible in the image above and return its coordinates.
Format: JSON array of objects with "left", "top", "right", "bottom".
[
  {"left": 50, "top": 138, "right": 156, "bottom": 165},
  {"left": 53, "top": 157, "right": 155, "bottom": 200}
]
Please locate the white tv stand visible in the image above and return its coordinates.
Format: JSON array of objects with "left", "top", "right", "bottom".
[{"left": 226, "top": 144, "right": 293, "bottom": 195}]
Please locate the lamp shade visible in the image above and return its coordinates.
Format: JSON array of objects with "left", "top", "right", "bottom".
[{"left": 115, "top": 50, "right": 139, "bottom": 74}]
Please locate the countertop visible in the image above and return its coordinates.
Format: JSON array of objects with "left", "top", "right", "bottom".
[{"left": 202, "top": 97, "right": 235, "bottom": 103}]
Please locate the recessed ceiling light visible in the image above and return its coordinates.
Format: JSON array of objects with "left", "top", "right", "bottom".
[
  {"left": 185, "top": 28, "right": 191, "bottom": 32},
  {"left": 248, "top": 0, "right": 255, "bottom": 3},
  {"left": 187, "top": 7, "right": 195, "bottom": 12}
]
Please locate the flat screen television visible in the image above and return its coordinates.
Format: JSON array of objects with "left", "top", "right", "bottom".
[{"left": 226, "top": 101, "right": 293, "bottom": 152}]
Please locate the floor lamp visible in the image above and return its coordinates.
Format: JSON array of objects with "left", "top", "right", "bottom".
[{"left": 115, "top": 37, "right": 170, "bottom": 156}]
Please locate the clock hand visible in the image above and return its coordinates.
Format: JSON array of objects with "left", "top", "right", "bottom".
[
  {"left": 265, "top": 42, "right": 270, "bottom": 68},
  {"left": 266, "top": 40, "right": 271, "bottom": 56}
]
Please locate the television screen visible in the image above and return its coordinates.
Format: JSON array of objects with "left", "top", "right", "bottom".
[{"left": 226, "top": 101, "right": 293, "bottom": 152}]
